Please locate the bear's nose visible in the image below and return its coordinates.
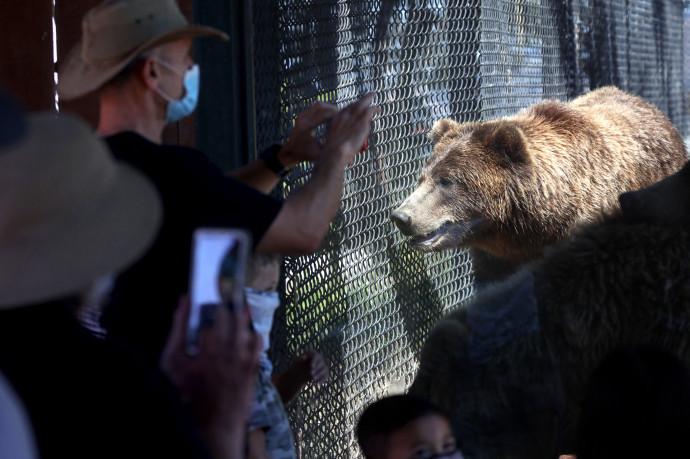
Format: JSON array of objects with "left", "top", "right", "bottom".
[{"left": 391, "top": 209, "right": 412, "bottom": 233}]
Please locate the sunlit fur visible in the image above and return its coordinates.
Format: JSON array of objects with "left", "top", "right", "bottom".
[{"left": 392, "top": 87, "right": 687, "bottom": 281}]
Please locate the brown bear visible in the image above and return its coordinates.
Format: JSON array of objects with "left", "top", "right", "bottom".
[
  {"left": 391, "top": 86, "right": 687, "bottom": 281},
  {"left": 408, "top": 161, "right": 690, "bottom": 459}
]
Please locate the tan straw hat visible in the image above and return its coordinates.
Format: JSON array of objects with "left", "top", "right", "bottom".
[
  {"left": 58, "top": 0, "right": 229, "bottom": 100},
  {"left": 0, "top": 112, "right": 162, "bottom": 309}
]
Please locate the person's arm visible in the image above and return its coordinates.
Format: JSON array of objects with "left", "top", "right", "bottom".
[
  {"left": 225, "top": 155, "right": 284, "bottom": 195},
  {"left": 255, "top": 93, "right": 379, "bottom": 254},
  {"left": 160, "top": 298, "right": 261, "bottom": 459},
  {"left": 271, "top": 350, "right": 330, "bottom": 404},
  {"left": 246, "top": 429, "right": 271, "bottom": 459},
  {"left": 227, "top": 102, "right": 340, "bottom": 193}
]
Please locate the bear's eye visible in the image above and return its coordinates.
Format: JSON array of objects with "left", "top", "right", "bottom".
[{"left": 438, "top": 177, "right": 453, "bottom": 187}]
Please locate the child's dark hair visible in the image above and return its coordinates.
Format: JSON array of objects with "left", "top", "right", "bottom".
[
  {"left": 356, "top": 394, "right": 449, "bottom": 458},
  {"left": 246, "top": 253, "right": 282, "bottom": 283}
]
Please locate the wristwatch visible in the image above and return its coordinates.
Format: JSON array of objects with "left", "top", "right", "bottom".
[{"left": 260, "top": 144, "right": 290, "bottom": 178}]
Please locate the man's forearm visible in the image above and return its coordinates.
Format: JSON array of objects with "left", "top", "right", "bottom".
[
  {"left": 227, "top": 145, "right": 298, "bottom": 194},
  {"left": 255, "top": 148, "right": 349, "bottom": 254},
  {"left": 227, "top": 160, "right": 281, "bottom": 194}
]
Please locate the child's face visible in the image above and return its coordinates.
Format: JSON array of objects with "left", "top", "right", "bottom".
[{"left": 384, "top": 414, "right": 461, "bottom": 459}]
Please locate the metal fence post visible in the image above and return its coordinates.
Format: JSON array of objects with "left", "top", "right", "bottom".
[{"left": 194, "top": 0, "right": 257, "bottom": 170}]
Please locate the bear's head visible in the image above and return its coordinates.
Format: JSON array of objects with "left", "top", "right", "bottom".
[
  {"left": 619, "top": 160, "right": 690, "bottom": 228},
  {"left": 391, "top": 118, "right": 533, "bottom": 257}
]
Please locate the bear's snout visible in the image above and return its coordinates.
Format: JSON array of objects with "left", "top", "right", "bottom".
[{"left": 391, "top": 208, "right": 413, "bottom": 234}]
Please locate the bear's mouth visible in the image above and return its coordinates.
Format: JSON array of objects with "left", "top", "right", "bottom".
[
  {"left": 410, "top": 224, "right": 451, "bottom": 246},
  {"left": 409, "top": 219, "right": 483, "bottom": 249}
]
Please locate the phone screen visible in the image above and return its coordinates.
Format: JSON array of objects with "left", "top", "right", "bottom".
[{"left": 186, "top": 227, "right": 251, "bottom": 355}]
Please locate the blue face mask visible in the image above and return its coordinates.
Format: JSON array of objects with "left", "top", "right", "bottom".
[{"left": 153, "top": 58, "right": 200, "bottom": 124}]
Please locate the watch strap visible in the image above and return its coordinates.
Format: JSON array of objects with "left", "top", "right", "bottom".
[{"left": 260, "top": 144, "right": 290, "bottom": 178}]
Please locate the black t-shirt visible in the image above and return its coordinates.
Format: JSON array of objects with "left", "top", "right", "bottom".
[
  {"left": 100, "top": 132, "right": 282, "bottom": 364},
  {"left": 0, "top": 304, "right": 211, "bottom": 459}
]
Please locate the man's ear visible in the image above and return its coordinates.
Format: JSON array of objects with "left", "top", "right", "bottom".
[{"left": 137, "top": 57, "right": 160, "bottom": 91}]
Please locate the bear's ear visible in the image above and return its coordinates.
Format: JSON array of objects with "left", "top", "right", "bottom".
[
  {"left": 476, "top": 122, "right": 530, "bottom": 165},
  {"left": 428, "top": 119, "right": 461, "bottom": 145}
]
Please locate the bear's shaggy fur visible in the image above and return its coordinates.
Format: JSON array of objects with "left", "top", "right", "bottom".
[
  {"left": 409, "top": 163, "right": 690, "bottom": 458},
  {"left": 392, "top": 86, "right": 687, "bottom": 281}
]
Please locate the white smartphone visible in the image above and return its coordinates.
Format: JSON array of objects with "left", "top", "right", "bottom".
[{"left": 186, "top": 227, "right": 251, "bottom": 355}]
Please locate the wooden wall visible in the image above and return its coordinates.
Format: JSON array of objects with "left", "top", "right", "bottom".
[{"left": 0, "top": 0, "right": 196, "bottom": 147}]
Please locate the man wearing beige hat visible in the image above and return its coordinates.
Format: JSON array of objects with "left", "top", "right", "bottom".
[{"left": 58, "top": 0, "right": 378, "bottom": 364}]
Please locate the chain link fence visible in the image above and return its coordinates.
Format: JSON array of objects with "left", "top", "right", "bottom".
[{"left": 251, "top": 0, "right": 687, "bottom": 457}]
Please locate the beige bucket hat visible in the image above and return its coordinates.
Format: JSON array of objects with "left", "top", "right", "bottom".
[
  {"left": 58, "top": 0, "right": 229, "bottom": 100},
  {"left": 0, "top": 112, "right": 162, "bottom": 309}
]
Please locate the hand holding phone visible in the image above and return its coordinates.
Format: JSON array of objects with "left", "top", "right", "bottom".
[{"left": 186, "top": 227, "right": 251, "bottom": 355}]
